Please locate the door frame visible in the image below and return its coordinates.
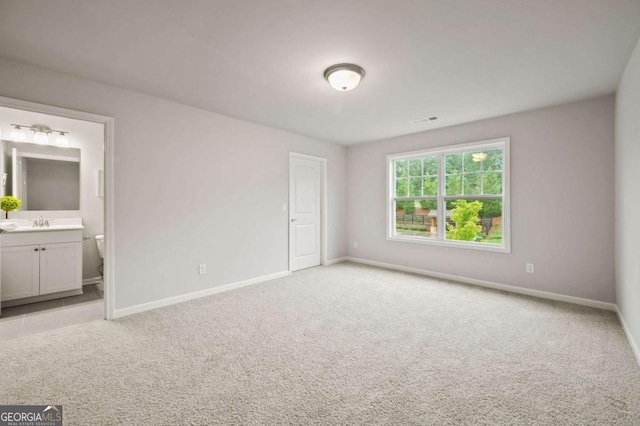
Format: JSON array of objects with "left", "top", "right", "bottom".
[
  {"left": 288, "top": 152, "right": 328, "bottom": 271},
  {"left": 0, "top": 95, "right": 116, "bottom": 320}
]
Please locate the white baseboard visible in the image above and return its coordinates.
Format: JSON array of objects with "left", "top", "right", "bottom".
[
  {"left": 113, "top": 270, "right": 291, "bottom": 319},
  {"left": 83, "top": 276, "right": 103, "bottom": 286},
  {"left": 324, "top": 257, "right": 347, "bottom": 266},
  {"left": 2, "top": 289, "right": 83, "bottom": 308},
  {"left": 616, "top": 307, "right": 640, "bottom": 368},
  {"left": 345, "top": 256, "right": 616, "bottom": 311}
]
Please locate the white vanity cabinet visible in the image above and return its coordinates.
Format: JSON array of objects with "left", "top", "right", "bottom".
[
  {"left": 1, "top": 230, "right": 83, "bottom": 302},
  {"left": 39, "top": 242, "right": 83, "bottom": 295},
  {"left": 1, "top": 245, "right": 40, "bottom": 300}
]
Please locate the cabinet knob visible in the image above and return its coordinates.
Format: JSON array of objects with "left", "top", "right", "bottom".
[
  {"left": 34, "top": 248, "right": 38, "bottom": 251},
  {"left": 41, "top": 248, "right": 46, "bottom": 251}
]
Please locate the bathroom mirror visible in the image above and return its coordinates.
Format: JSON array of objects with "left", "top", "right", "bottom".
[{"left": 1, "top": 140, "right": 81, "bottom": 211}]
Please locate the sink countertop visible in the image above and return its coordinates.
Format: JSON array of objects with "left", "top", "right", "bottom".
[
  {"left": 0, "top": 218, "right": 85, "bottom": 233},
  {"left": 7, "top": 225, "right": 86, "bottom": 233}
]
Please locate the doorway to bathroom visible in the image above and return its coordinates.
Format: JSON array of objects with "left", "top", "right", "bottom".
[{"left": 0, "top": 96, "right": 114, "bottom": 341}]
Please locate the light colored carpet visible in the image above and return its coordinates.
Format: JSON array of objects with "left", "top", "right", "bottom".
[{"left": 0, "top": 262, "right": 639, "bottom": 425}]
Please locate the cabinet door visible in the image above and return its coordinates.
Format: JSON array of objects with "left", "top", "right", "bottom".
[
  {"left": 1, "top": 245, "right": 40, "bottom": 301},
  {"left": 39, "top": 242, "right": 82, "bottom": 295}
]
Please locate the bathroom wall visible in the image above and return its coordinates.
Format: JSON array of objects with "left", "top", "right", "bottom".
[
  {"left": 0, "top": 106, "right": 105, "bottom": 280},
  {"left": 0, "top": 57, "right": 348, "bottom": 312},
  {"left": 0, "top": 143, "right": 10, "bottom": 194}
]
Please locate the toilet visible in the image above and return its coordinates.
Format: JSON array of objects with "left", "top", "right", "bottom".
[{"left": 95, "top": 234, "right": 104, "bottom": 259}]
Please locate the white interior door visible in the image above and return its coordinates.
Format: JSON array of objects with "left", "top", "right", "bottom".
[{"left": 289, "top": 155, "right": 322, "bottom": 271}]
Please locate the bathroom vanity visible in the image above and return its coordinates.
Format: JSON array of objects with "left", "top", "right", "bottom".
[{"left": 0, "top": 218, "right": 84, "bottom": 308}]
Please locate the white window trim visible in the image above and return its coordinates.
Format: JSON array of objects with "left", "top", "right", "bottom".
[{"left": 386, "top": 137, "right": 511, "bottom": 254}]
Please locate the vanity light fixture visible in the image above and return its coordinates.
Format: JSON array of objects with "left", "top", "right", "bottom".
[
  {"left": 9, "top": 125, "right": 26, "bottom": 142},
  {"left": 324, "top": 63, "right": 365, "bottom": 91},
  {"left": 9, "top": 124, "right": 70, "bottom": 146}
]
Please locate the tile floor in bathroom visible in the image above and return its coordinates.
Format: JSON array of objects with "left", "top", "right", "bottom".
[{"left": 0, "top": 283, "right": 104, "bottom": 341}]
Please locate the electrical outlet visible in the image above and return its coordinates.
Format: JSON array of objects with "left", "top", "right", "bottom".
[
  {"left": 198, "top": 263, "right": 207, "bottom": 275},
  {"left": 526, "top": 263, "right": 535, "bottom": 274},
  {"left": 353, "top": 241, "right": 358, "bottom": 248}
]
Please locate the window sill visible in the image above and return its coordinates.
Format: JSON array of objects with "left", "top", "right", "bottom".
[{"left": 386, "top": 235, "right": 511, "bottom": 253}]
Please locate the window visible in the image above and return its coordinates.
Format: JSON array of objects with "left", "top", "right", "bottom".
[{"left": 387, "top": 137, "right": 510, "bottom": 253}]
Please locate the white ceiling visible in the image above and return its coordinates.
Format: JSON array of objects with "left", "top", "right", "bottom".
[{"left": 1, "top": 0, "right": 639, "bottom": 145}]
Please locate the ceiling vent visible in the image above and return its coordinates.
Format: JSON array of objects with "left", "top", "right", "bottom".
[{"left": 410, "top": 116, "right": 439, "bottom": 125}]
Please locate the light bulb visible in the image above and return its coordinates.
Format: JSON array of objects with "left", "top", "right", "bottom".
[
  {"left": 9, "top": 126, "right": 26, "bottom": 142},
  {"left": 327, "top": 69, "right": 362, "bottom": 91},
  {"left": 324, "top": 64, "right": 365, "bottom": 91},
  {"left": 34, "top": 131, "right": 49, "bottom": 145},
  {"left": 55, "top": 132, "right": 69, "bottom": 147}
]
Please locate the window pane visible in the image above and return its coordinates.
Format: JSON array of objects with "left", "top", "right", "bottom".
[
  {"left": 409, "top": 159, "right": 422, "bottom": 177},
  {"left": 445, "top": 174, "right": 462, "bottom": 195},
  {"left": 445, "top": 153, "right": 462, "bottom": 174},
  {"left": 479, "top": 198, "right": 503, "bottom": 244},
  {"left": 483, "top": 148, "right": 503, "bottom": 171},
  {"left": 423, "top": 176, "right": 438, "bottom": 196},
  {"left": 482, "top": 172, "right": 502, "bottom": 195},
  {"left": 464, "top": 151, "right": 482, "bottom": 173},
  {"left": 390, "top": 141, "right": 507, "bottom": 250},
  {"left": 463, "top": 173, "right": 481, "bottom": 195},
  {"left": 395, "top": 178, "right": 408, "bottom": 197},
  {"left": 396, "top": 160, "right": 408, "bottom": 178},
  {"left": 418, "top": 199, "right": 437, "bottom": 210},
  {"left": 445, "top": 198, "right": 503, "bottom": 245},
  {"left": 423, "top": 156, "right": 438, "bottom": 176},
  {"left": 395, "top": 200, "right": 436, "bottom": 238},
  {"left": 409, "top": 177, "right": 422, "bottom": 196},
  {"left": 396, "top": 200, "right": 416, "bottom": 214}
]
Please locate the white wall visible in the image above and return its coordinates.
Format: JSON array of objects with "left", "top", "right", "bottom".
[
  {"left": 0, "top": 58, "right": 348, "bottom": 310},
  {"left": 347, "top": 95, "right": 615, "bottom": 302},
  {"left": 0, "top": 107, "right": 105, "bottom": 280},
  {"left": 615, "top": 36, "right": 640, "bottom": 356}
]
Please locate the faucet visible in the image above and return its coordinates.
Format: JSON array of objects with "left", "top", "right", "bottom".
[{"left": 32, "top": 217, "right": 51, "bottom": 228}]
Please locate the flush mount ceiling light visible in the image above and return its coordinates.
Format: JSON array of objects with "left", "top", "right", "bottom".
[
  {"left": 324, "top": 63, "right": 365, "bottom": 91},
  {"left": 10, "top": 123, "right": 70, "bottom": 146},
  {"left": 472, "top": 152, "right": 488, "bottom": 162}
]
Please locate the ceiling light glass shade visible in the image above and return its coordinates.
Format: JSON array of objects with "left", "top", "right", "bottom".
[
  {"left": 324, "top": 64, "right": 365, "bottom": 91},
  {"left": 55, "top": 133, "right": 69, "bottom": 147},
  {"left": 9, "top": 126, "right": 26, "bottom": 142},
  {"left": 34, "top": 131, "right": 49, "bottom": 145}
]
